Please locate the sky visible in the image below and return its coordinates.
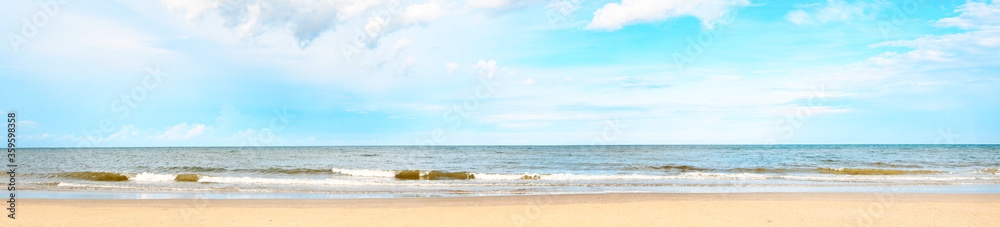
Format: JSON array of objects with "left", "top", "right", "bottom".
[{"left": 1, "top": 0, "right": 998, "bottom": 147}]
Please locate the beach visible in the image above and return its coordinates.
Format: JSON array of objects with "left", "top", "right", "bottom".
[
  {"left": 18, "top": 146, "right": 1000, "bottom": 195},
  {"left": 12, "top": 146, "right": 1000, "bottom": 226},
  {"left": 5, "top": 193, "right": 999, "bottom": 226}
]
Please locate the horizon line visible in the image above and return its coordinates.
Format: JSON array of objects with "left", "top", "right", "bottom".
[{"left": 18, "top": 144, "right": 1000, "bottom": 149}]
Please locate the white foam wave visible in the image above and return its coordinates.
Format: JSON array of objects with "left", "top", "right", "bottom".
[
  {"left": 131, "top": 173, "right": 177, "bottom": 182},
  {"left": 471, "top": 172, "right": 1000, "bottom": 182},
  {"left": 473, "top": 172, "right": 773, "bottom": 181},
  {"left": 331, "top": 168, "right": 396, "bottom": 178},
  {"left": 56, "top": 182, "right": 218, "bottom": 191},
  {"left": 198, "top": 176, "right": 367, "bottom": 186},
  {"left": 475, "top": 173, "right": 543, "bottom": 180},
  {"left": 981, "top": 168, "right": 1000, "bottom": 175},
  {"left": 56, "top": 182, "right": 158, "bottom": 190},
  {"left": 776, "top": 175, "right": 999, "bottom": 181}
]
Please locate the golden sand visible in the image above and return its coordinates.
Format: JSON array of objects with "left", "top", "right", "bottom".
[{"left": 3, "top": 193, "right": 998, "bottom": 226}]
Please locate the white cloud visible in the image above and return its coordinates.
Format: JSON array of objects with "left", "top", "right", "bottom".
[
  {"left": 523, "top": 78, "right": 535, "bottom": 85},
  {"left": 587, "top": 0, "right": 750, "bottom": 31},
  {"left": 474, "top": 59, "right": 499, "bottom": 78},
  {"left": 785, "top": 0, "right": 887, "bottom": 25},
  {"left": 866, "top": 1, "right": 1000, "bottom": 68},
  {"left": 705, "top": 75, "right": 742, "bottom": 83},
  {"left": 161, "top": 0, "right": 443, "bottom": 49},
  {"left": 395, "top": 55, "right": 417, "bottom": 76},
  {"left": 391, "top": 38, "right": 412, "bottom": 58},
  {"left": 163, "top": 0, "right": 351, "bottom": 48},
  {"left": 403, "top": 1, "right": 446, "bottom": 23},
  {"left": 18, "top": 120, "right": 38, "bottom": 128},
  {"left": 467, "top": 0, "right": 542, "bottom": 11},
  {"left": 16, "top": 11, "right": 174, "bottom": 68},
  {"left": 618, "top": 76, "right": 670, "bottom": 89},
  {"left": 214, "top": 103, "right": 246, "bottom": 131},
  {"left": 935, "top": 0, "right": 1000, "bottom": 30},
  {"left": 488, "top": 113, "right": 588, "bottom": 121},
  {"left": 360, "top": 1, "right": 445, "bottom": 48},
  {"left": 498, "top": 122, "right": 552, "bottom": 128},
  {"left": 446, "top": 62, "right": 460, "bottom": 75},
  {"left": 155, "top": 122, "right": 207, "bottom": 140},
  {"left": 105, "top": 125, "right": 137, "bottom": 141}
]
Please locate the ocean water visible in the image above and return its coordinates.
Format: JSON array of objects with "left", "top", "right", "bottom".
[{"left": 16, "top": 145, "right": 1000, "bottom": 198}]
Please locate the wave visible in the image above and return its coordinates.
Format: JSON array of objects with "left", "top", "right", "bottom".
[
  {"left": 120, "top": 172, "right": 203, "bottom": 182},
  {"left": 471, "top": 172, "right": 773, "bottom": 181},
  {"left": 54, "top": 182, "right": 221, "bottom": 192},
  {"left": 868, "top": 162, "right": 922, "bottom": 168},
  {"left": 252, "top": 168, "right": 332, "bottom": 174},
  {"left": 158, "top": 166, "right": 228, "bottom": 173},
  {"left": 50, "top": 172, "right": 129, "bottom": 181},
  {"left": 57, "top": 182, "right": 154, "bottom": 190},
  {"left": 50, "top": 175, "right": 368, "bottom": 187},
  {"left": 394, "top": 170, "right": 475, "bottom": 180},
  {"left": 196, "top": 176, "right": 364, "bottom": 186},
  {"left": 462, "top": 172, "right": 994, "bottom": 181},
  {"left": 158, "top": 166, "right": 332, "bottom": 174},
  {"left": 628, "top": 165, "right": 712, "bottom": 172},
  {"left": 131, "top": 173, "right": 176, "bottom": 182},
  {"left": 48, "top": 172, "right": 202, "bottom": 182},
  {"left": 40, "top": 167, "right": 996, "bottom": 186},
  {"left": 330, "top": 169, "right": 475, "bottom": 180},
  {"left": 331, "top": 168, "right": 396, "bottom": 178},
  {"left": 728, "top": 168, "right": 799, "bottom": 173},
  {"left": 815, "top": 168, "right": 944, "bottom": 175},
  {"left": 636, "top": 165, "right": 948, "bottom": 175},
  {"left": 475, "top": 173, "right": 544, "bottom": 180},
  {"left": 176, "top": 174, "right": 200, "bottom": 182},
  {"left": 36, "top": 173, "right": 1000, "bottom": 191}
]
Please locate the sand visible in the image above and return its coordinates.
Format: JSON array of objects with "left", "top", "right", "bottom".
[{"left": 3, "top": 193, "right": 999, "bottom": 226}]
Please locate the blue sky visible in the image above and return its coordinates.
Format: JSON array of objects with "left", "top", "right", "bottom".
[{"left": 1, "top": 0, "right": 998, "bottom": 147}]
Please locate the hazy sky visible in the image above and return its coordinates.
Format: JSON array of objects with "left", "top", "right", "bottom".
[{"left": 2, "top": 0, "right": 998, "bottom": 147}]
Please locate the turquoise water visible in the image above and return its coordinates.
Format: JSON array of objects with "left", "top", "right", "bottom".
[{"left": 16, "top": 145, "right": 1000, "bottom": 198}]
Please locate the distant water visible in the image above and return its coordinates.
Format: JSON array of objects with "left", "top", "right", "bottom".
[{"left": 17, "top": 145, "right": 1000, "bottom": 198}]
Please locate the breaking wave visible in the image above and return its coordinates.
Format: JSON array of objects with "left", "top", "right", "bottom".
[
  {"left": 636, "top": 165, "right": 949, "bottom": 175},
  {"left": 50, "top": 172, "right": 129, "bottom": 182}
]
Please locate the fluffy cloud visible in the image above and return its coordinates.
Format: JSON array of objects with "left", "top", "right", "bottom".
[
  {"left": 446, "top": 62, "right": 460, "bottom": 75},
  {"left": 163, "top": 0, "right": 350, "bottom": 48},
  {"left": 587, "top": 0, "right": 750, "bottom": 31},
  {"left": 360, "top": 1, "right": 445, "bottom": 48},
  {"left": 867, "top": 1, "right": 1000, "bottom": 68},
  {"left": 474, "top": 59, "right": 498, "bottom": 77},
  {"left": 391, "top": 38, "right": 412, "bottom": 58},
  {"left": 618, "top": 76, "right": 670, "bottom": 89},
  {"left": 404, "top": 1, "right": 447, "bottom": 22},
  {"left": 155, "top": 122, "right": 208, "bottom": 141},
  {"left": 161, "top": 0, "right": 443, "bottom": 49},
  {"left": 785, "top": 0, "right": 887, "bottom": 25},
  {"left": 466, "top": 0, "right": 543, "bottom": 11},
  {"left": 935, "top": 0, "right": 1000, "bottom": 30}
]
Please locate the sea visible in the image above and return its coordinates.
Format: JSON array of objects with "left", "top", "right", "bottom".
[{"left": 15, "top": 145, "right": 1000, "bottom": 199}]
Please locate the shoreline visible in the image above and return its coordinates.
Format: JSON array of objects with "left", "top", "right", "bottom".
[
  {"left": 18, "top": 192, "right": 1000, "bottom": 206},
  {"left": 16, "top": 183, "right": 1000, "bottom": 200},
  {"left": 5, "top": 193, "right": 1000, "bottom": 226}
]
